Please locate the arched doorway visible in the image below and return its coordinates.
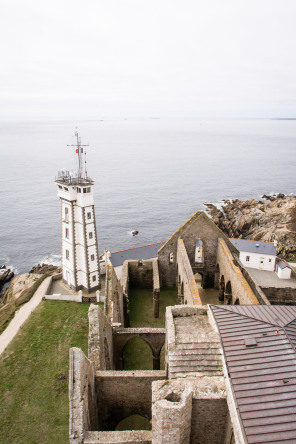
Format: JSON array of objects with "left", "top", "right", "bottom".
[
  {"left": 225, "top": 281, "right": 232, "bottom": 305},
  {"left": 122, "top": 337, "right": 153, "bottom": 370},
  {"left": 115, "top": 415, "right": 151, "bottom": 431},
  {"left": 219, "top": 275, "right": 225, "bottom": 301}
]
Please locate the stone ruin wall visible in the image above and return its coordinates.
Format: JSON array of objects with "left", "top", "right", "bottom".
[
  {"left": 88, "top": 305, "right": 114, "bottom": 371},
  {"left": 158, "top": 212, "right": 236, "bottom": 289},
  {"left": 261, "top": 286, "right": 296, "bottom": 305},
  {"left": 105, "top": 258, "right": 161, "bottom": 327},
  {"left": 152, "top": 377, "right": 229, "bottom": 444},
  {"left": 217, "top": 238, "right": 260, "bottom": 305},
  {"left": 177, "top": 238, "right": 201, "bottom": 305},
  {"left": 96, "top": 370, "right": 166, "bottom": 431}
]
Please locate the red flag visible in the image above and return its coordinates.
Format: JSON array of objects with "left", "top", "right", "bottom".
[{"left": 76, "top": 149, "right": 78, "bottom": 153}]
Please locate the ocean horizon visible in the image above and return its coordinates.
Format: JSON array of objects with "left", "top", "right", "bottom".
[{"left": 0, "top": 117, "right": 295, "bottom": 276}]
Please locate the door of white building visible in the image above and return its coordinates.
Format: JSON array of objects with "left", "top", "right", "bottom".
[{"left": 259, "top": 257, "right": 265, "bottom": 270}]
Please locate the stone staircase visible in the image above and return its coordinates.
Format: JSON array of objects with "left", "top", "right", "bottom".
[{"left": 168, "top": 314, "right": 223, "bottom": 378}]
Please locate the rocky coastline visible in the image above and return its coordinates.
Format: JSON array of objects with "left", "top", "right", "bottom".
[{"left": 204, "top": 194, "right": 296, "bottom": 260}]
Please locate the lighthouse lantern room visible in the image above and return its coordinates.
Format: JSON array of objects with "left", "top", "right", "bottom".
[{"left": 55, "top": 132, "right": 100, "bottom": 292}]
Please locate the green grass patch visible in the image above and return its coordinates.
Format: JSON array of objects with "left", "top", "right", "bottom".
[
  {"left": 128, "top": 287, "right": 177, "bottom": 328},
  {"left": 0, "top": 301, "right": 101, "bottom": 444},
  {"left": 123, "top": 288, "right": 177, "bottom": 370}
]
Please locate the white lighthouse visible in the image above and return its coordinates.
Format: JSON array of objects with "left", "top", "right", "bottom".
[{"left": 55, "top": 132, "right": 100, "bottom": 292}]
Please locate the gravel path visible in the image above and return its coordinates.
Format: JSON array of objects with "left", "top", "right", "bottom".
[{"left": 0, "top": 276, "right": 52, "bottom": 355}]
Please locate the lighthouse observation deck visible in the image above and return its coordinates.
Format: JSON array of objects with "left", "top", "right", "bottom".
[{"left": 55, "top": 169, "right": 94, "bottom": 186}]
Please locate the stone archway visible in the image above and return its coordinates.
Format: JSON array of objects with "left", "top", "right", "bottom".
[
  {"left": 115, "top": 414, "right": 151, "bottom": 431},
  {"left": 225, "top": 281, "right": 232, "bottom": 305},
  {"left": 219, "top": 275, "right": 225, "bottom": 301},
  {"left": 121, "top": 337, "right": 154, "bottom": 370}
]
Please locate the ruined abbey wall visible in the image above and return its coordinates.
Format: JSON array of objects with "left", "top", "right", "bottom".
[
  {"left": 217, "top": 239, "right": 260, "bottom": 305},
  {"left": 158, "top": 212, "right": 236, "bottom": 288},
  {"left": 88, "top": 305, "right": 114, "bottom": 371}
]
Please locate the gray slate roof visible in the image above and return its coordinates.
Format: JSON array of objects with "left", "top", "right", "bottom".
[
  {"left": 110, "top": 242, "right": 165, "bottom": 267},
  {"left": 230, "top": 238, "right": 276, "bottom": 256},
  {"left": 277, "top": 260, "right": 291, "bottom": 270}
]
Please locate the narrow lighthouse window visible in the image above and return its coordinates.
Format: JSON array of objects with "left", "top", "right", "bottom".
[
  {"left": 65, "top": 249, "right": 70, "bottom": 260},
  {"left": 91, "top": 254, "right": 95, "bottom": 261},
  {"left": 65, "top": 228, "right": 69, "bottom": 239},
  {"left": 65, "top": 207, "right": 69, "bottom": 221},
  {"left": 89, "top": 232, "right": 93, "bottom": 239},
  {"left": 87, "top": 212, "right": 91, "bottom": 219}
]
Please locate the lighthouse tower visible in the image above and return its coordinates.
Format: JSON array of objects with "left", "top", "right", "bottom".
[{"left": 55, "top": 132, "right": 100, "bottom": 292}]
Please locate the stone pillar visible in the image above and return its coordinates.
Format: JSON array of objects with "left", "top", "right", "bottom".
[
  {"left": 152, "top": 385, "right": 192, "bottom": 444},
  {"left": 153, "top": 352, "right": 161, "bottom": 370},
  {"left": 224, "top": 292, "right": 232, "bottom": 305},
  {"left": 153, "top": 289, "right": 160, "bottom": 318}
]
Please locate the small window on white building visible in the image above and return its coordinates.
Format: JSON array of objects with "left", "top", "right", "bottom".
[
  {"left": 246, "top": 256, "right": 250, "bottom": 262},
  {"left": 58, "top": 185, "right": 62, "bottom": 189},
  {"left": 87, "top": 212, "right": 91, "bottom": 219},
  {"left": 65, "top": 228, "right": 69, "bottom": 239},
  {"left": 65, "top": 249, "right": 70, "bottom": 260},
  {"left": 64, "top": 187, "right": 69, "bottom": 191},
  {"left": 83, "top": 187, "right": 91, "bottom": 193},
  {"left": 89, "top": 232, "right": 93, "bottom": 239},
  {"left": 195, "top": 240, "right": 203, "bottom": 262},
  {"left": 65, "top": 207, "right": 69, "bottom": 221},
  {"left": 92, "top": 275, "right": 96, "bottom": 282},
  {"left": 269, "top": 259, "right": 272, "bottom": 262},
  {"left": 77, "top": 187, "right": 81, "bottom": 193},
  {"left": 91, "top": 254, "right": 95, "bottom": 261}
]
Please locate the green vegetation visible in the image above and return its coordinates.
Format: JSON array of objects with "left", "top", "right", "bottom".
[
  {"left": 116, "top": 414, "right": 151, "bottom": 431},
  {"left": 123, "top": 288, "right": 177, "bottom": 370},
  {"left": 128, "top": 287, "right": 178, "bottom": 328},
  {"left": 0, "top": 301, "right": 101, "bottom": 444}
]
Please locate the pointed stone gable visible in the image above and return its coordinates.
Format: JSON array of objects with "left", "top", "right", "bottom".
[{"left": 158, "top": 211, "right": 236, "bottom": 287}]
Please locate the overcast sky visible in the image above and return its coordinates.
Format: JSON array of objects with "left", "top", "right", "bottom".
[{"left": 1, "top": 0, "right": 296, "bottom": 119}]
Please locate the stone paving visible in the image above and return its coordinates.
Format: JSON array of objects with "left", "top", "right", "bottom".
[{"left": 246, "top": 267, "right": 296, "bottom": 288}]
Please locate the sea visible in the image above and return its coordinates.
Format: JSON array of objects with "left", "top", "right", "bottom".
[{"left": 0, "top": 118, "right": 295, "bottom": 277}]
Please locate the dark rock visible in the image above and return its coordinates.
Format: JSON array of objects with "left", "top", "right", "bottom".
[{"left": 29, "top": 263, "right": 60, "bottom": 275}]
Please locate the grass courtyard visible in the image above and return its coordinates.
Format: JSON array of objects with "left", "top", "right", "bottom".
[
  {"left": 123, "top": 287, "right": 177, "bottom": 370},
  {"left": 0, "top": 301, "right": 97, "bottom": 444}
]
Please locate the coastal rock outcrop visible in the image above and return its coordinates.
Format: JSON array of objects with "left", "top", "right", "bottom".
[
  {"left": 204, "top": 194, "right": 296, "bottom": 260},
  {"left": 29, "top": 263, "right": 60, "bottom": 275},
  {"left": 0, "top": 267, "right": 14, "bottom": 291}
]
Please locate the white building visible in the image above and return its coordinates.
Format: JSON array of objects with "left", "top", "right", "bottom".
[
  {"left": 276, "top": 260, "right": 292, "bottom": 279},
  {"left": 55, "top": 133, "right": 100, "bottom": 292},
  {"left": 229, "top": 238, "right": 277, "bottom": 271}
]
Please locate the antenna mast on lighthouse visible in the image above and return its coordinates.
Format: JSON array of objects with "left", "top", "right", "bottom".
[{"left": 67, "top": 131, "right": 89, "bottom": 182}]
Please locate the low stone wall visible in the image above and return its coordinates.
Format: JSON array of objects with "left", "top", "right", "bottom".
[
  {"left": 69, "top": 347, "right": 98, "bottom": 444},
  {"left": 84, "top": 431, "right": 152, "bottom": 444},
  {"left": 177, "top": 239, "right": 201, "bottom": 305},
  {"left": 96, "top": 370, "right": 166, "bottom": 431},
  {"left": 88, "top": 305, "right": 114, "bottom": 371},
  {"left": 44, "top": 294, "right": 83, "bottom": 302},
  {"left": 261, "top": 286, "right": 296, "bottom": 305}
]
